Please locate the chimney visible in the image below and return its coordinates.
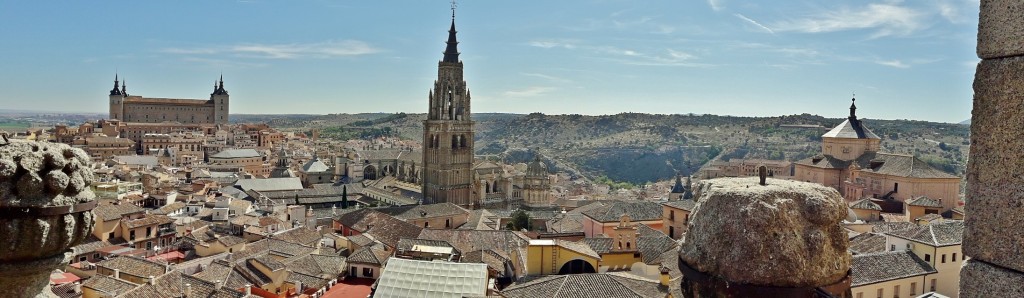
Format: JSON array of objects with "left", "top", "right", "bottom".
[
  {"left": 113, "top": 269, "right": 120, "bottom": 279},
  {"left": 184, "top": 283, "right": 191, "bottom": 297},
  {"left": 659, "top": 266, "right": 670, "bottom": 287},
  {"left": 245, "top": 284, "right": 252, "bottom": 296},
  {"left": 149, "top": 275, "right": 156, "bottom": 285}
]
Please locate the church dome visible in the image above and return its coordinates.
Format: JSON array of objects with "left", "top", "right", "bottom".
[{"left": 527, "top": 156, "right": 548, "bottom": 177}]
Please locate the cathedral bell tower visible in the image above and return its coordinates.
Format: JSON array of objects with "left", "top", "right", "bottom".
[{"left": 422, "top": 3, "right": 476, "bottom": 207}]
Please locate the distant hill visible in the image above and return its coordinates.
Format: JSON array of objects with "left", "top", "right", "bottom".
[
  {"left": 267, "top": 112, "right": 969, "bottom": 184},
  {"left": 959, "top": 118, "right": 971, "bottom": 125}
]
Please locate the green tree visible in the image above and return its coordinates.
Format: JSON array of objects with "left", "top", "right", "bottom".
[
  {"left": 341, "top": 185, "right": 349, "bottom": 209},
  {"left": 506, "top": 210, "right": 532, "bottom": 231}
]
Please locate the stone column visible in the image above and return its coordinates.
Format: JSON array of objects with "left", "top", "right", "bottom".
[
  {"left": 961, "top": 1, "right": 1024, "bottom": 296},
  {"left": 0, "top": 138, "right": 97, "bottom": 298},
  {"left": 678, "top": 177, "right": 850, "bottom": 297}
]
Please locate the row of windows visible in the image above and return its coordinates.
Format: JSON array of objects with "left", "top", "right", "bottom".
[{"left": 855, "top": 279, "right": 935, "bottom": 298}]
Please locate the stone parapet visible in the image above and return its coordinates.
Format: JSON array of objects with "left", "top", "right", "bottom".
[
  {"left": 679, "top": 176, "right": 850, "bottom": 296},
  {"left": 959, "top": 259, "right": 1024, "bottom": 297},
  {"left": 0, "top": 138, "right": 97, "bottom": 298}
]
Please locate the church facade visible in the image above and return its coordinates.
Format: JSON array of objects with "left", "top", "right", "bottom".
[
  {"left": 794, "top": 98, "right": 961, "bottom": 211},
  {"left": 422, "top": 15, "right": 476, "bottom": 207},
  {"left": 108, "top": 75, "right": 230, "bottom": 125}
]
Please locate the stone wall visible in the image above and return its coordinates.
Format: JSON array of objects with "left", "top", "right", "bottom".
[{"left": 960, "top": 1, "right": 1024, "bottom": 296}]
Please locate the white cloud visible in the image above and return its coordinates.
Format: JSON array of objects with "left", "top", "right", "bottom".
[
  {"left": 708, "top": 0, "right": 725, "bottom": 11},
  {"left": 875, "top": 59, "right": 910, "bottom": 68},
  {"left": 163, "top": 40, "right": 380, "bottom": 59},
  {"left": 527, "top": 40, "right": 577, "bottom": 49},
  {"left": 734, "top": 13, "right": 775, "bottom": 34},
  {"left": 504, "top": 86, "right": 556, "bottom": 97},
  {"left": 521, "top": 73, "right": 571, "bottom": 83},
  {"left": 771, "top": 4, "right": 924, "bottom": 38}
]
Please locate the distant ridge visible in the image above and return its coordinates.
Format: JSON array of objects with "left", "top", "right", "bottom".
[{"left": 959, "top": 118, "right": 971, "bottom": 125}]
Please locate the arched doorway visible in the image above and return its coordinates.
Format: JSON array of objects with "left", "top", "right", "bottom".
[
  {"left": 558, "top": 259, "right": 596, "bottom": 274},
  {"left": 364, "top": 165, "right": 378, "bottom": 180}
]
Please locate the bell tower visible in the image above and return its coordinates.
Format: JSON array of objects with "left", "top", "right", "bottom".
[{"left": 422, "top": 2, "right": 476, "bottom": 207}]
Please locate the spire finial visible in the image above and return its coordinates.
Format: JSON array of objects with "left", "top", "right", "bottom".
[
  {"left": 849, "top": 93, "right": 858, "bottom": 119},
  {"left": 451, "top": 0, "right": 457, "bottom": 20}
]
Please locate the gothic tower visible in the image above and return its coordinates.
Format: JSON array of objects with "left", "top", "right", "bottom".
[{"left": 422, "top": 9, "right": 476, "bottom": 207}]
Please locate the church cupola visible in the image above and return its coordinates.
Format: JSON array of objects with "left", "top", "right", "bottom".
[{"left": 849, "top": 96, "right": 857, "bottom": 120}]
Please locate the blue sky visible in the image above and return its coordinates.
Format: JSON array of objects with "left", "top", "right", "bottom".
[{"left": 0, "top": 0, "right": 978, "bottom": 122}]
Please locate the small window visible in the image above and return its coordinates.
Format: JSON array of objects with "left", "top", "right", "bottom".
[
  {"left": 877, "top": 288, "right": 883, "bottom": 298},
  {"left": 925, "top": 254, "right": 931, "bottom": 262},
  {"left": 669, "top": 210, "right": 675, "bottom": 220},
  {"left": 910, "top": 282, "right": 917, "bottom": 295},
  {"left": 890, "top": 244, "right": 896, "bottom": 251},
  {"left": 953, "top": 253, "right": 958, "bottom": 262},
  {"left": 942, "top": 254, "right": 947, "bottom": 263},
  {"left": 893, "top": 285, "right": 899, "bottom": 298},
  {"left": 363, "top": 267, "right": 373, "bottom": 277},
  {"left": 930, "top": 279, "right": 936, "bottom": 291}
]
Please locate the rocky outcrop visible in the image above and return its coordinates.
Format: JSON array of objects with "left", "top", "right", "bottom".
[
  {"left": 0, "top": 139, "right": 97, "bottom": 298},
  {"left": 679, "top": 177, "right": 849, "bottom": 288}
]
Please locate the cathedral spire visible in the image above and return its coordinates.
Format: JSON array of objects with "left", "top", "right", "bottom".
[
  {"left": 121, "top": 78, "right": 127, "bottom": 95},
  {"left": 442, "top": 1, "right": 460, "bottom": 63}
]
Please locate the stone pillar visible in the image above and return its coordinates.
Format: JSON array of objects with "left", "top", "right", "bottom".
[
  {"left": 0, "top": 139, "right": 97, "bottom": 298},
  {"left": 678, "top": 177, "right": 850, "bottom": 297},
  {"left": 961, "top": 1, "right": 1024, "bottom": 296}
]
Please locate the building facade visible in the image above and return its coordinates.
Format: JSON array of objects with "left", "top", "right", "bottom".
[
  {"left": 794, "top": 98, "right": 961, "bottom": 211},
  {"left": 108, "top": 75, "right": 230, "bottom": 125},
  {"left": 422, "top": 16, "right": 476, "bottom": 207}
]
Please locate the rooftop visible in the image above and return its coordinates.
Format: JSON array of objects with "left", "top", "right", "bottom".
[{"left": 852, "top": 251, "right": 936, "bottom": 287}]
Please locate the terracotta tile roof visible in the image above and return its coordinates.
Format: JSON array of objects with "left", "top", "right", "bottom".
[
  {"left": 396, "top": 238, "right": 458, "bottom": 254},
  {"left": 93, "top": 204, "right": 146, "bottom": 221},
  {"left": 856, "top": 153, "right": 958, "bottom": 179},
  {"left": 154, "top": 202, "right": 187, "bottom": 215},
  {"left": 850, "top": 199, "right": 882, "bottom": 211},
  {"left": 339, "top": 210, "right": 422, "bottom": 249},
  {"left": 869, "top": 222, "right": 916, "bottom": 234},
  {"left": 271, "top": 227, "right": 321, "bottom": 246},
  {"left": 848, "top": 233, "right": 887, "bottom": 255},
  {"left": 545, "top": 213, "right": 585, "bottom": 233},
  {"left": 123, "top": 214, "right": 175, "bottom": 229},
  {"left": 579, "top": 237, "right": 613, "bottom": 254},
  {"left": 347, "top": 244, "right": 391, "bottom": 266},
  {"left": 49, "top": 282, "right": 81, "bottom": 298},
  {"left": 284, "top": 254, "right": 347, "bottom": 277},
  {"left": 552, "top": 239, "right": 600, "bottom": 259},
  {"left": 97, "top": 255, "right": 168, "bottom": 278},
  {"left": 852, "top": 251, "right": 936, "bottom": 287},
  {"left": 581, "top": 201, "right": 663, "bottom": 223},
  {"left": 886, "top": 220, "right": 964, "bottom": 247},
  {"left": 662, "top": 199, "right": 696, "bottom": 212},
  {"left": 82, "top": 275, "right": 135, "bottom": 295},
  {"left": 378, "top": 202, "right": 470, "bottom": 220},
  {"left": 250, "top": 255, "right": 286, "bottom": 271},
  {"left": 73, "top": 236, "right": 111, "bottom": 255},
  {"left": 636, "top": 225, "right": 678, "bottom": 264},
  {"left": 463, "top": 249, "right": 511, "bottom": 274},
  {"left": 288, "top": 271, "right": 332, "bottom": 292},
  {"left": 907, "top": 196, "right": 944, "bottom": 208},
  {"left": 216, "top": 235, "right": 247, "bottom": 247},
  {"left": 348, "top": 234, "right": 376, "bottom": 247},
  {"left": 501, "top": 273, "right": 667, "bottom": 298}
]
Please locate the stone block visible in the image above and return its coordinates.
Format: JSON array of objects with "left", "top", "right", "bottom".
[
  {"left": 679, "top": 177, "right": 849, "bottom": 287},
  {"left": 964, "top": 57, "right": 1024, "bottom": 272},
  {"left": 978, "top": 0, "right": 1024, "bottom": 58},
  {"left": 960, "top": 259, "right": 1024, "bottom": 297}
]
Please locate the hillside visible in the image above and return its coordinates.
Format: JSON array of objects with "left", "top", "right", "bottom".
[{"left": 267, "top": 112, "right": 970, "bottom": 185}]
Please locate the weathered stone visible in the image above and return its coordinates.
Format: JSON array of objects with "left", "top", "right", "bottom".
[
  {"left": 960, "top": 260, "right": 1024, "bottom": 297},
  {"left": 0, "top": 140, "right": 96, "bottom": 298},
  {"left": 978, "top": 0, "right": 1024, "bottom": 59},
  {"left": 964, "top": 57, "right": 1024, "bottom": 273},
  {"left": 679, "top": 177, "right": 849, "bottom": 287}
]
